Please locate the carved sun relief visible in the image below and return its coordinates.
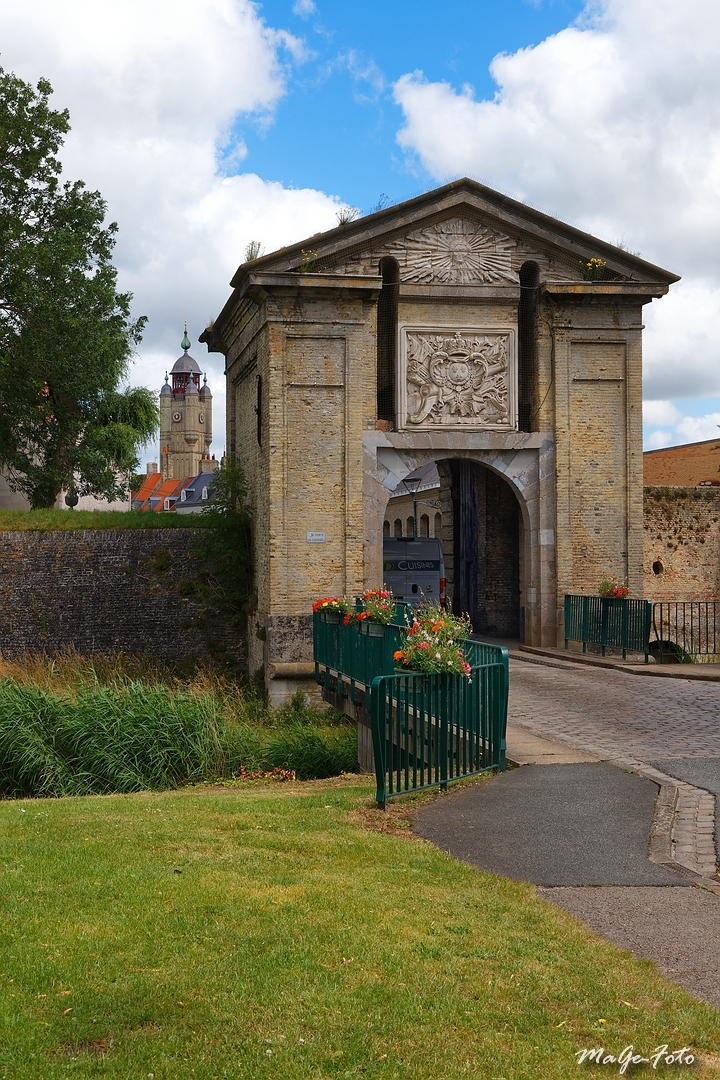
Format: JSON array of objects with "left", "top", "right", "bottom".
[
  {"left": 402, "top": 328, "right": 515, "bottom": 431},
  {"left": 388, "top": 218, "right": 517, "bottom": 284}
]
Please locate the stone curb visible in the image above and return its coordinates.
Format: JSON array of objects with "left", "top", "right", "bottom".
[
  {"left": 516, "top": 645, "right": 720, "bottom": 682},
  {"left": 620, "top": 760, "right": 719, "bottom": 883}
]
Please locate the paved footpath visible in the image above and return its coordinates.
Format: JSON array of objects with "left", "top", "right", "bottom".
[
  {"left": 508, "top": 657, "right": 720, "bottom": 761},
  {"left": 413, "top": 656, "right": 720, "bottom": 1009}
]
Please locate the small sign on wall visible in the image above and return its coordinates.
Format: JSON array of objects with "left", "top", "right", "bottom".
[{"left": 306, "top": 530, "right": 327, "bottom": 543}]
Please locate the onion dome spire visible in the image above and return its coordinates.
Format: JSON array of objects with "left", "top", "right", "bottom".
[{"left": 181, "top": 319, "right": 191, "bottom": 353}]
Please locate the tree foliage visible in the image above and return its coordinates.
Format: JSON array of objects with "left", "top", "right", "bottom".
[
  {"left": 194, "top": 459, "right": 254, "bottom": 625},
  {"left": 0, "top": 68, "right": 157, "bottom": 508}
]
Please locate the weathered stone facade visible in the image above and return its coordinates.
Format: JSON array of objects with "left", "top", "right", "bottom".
[
  {"left": 202, "top": 179, "right": 677, "bottom": 699},
  {"left": 0, "top": 530, "right": 244, "bottom": 662},
  {"left": 644, "top": 488, "right": 720, "bottom": 601}
]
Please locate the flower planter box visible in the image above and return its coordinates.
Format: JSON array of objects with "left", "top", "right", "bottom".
[
  {"left": 366, "top": 620, "right": 386, "bottom": 638},
  {"left": 319, "top": 610, "right": 342, "bottom": 625}
]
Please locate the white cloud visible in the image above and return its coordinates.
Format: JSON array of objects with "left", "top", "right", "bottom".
[
  {"left": 393, "top": 0, "right": 720, "bottom": 404},
  {"left": 675, "top": 413, "right": 720, "bottom": 444},
  {"left": 292, "top": 0, "right": 317, "bottom": 17},
  {"left": 643, "top": 401, "right": 682, "bottom": 428},
  {"left": 645, "top": 430, "right": 673, "bottom": 450},
  {"left": 642, "top": 280, "right": 720, "bottom": 399},
  {"left": 644, "top": 405, "right": 720, "bottom": 450},
  {"left": 0, "top": 0, "right": 342, "bottom": 457}
]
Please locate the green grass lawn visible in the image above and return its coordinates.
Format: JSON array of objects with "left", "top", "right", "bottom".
[
  {"left": 0, "top": 509, "right": 209, "bottom": 531},
  {"left": 0, "top": 780, "right": 717, "bottom": 1080}
]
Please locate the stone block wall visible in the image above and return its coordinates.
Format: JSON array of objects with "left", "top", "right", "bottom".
[
  {"left": 0, "top": 529, "right": 245, "bottom": 662},
  {"left": 552, "top": 298, "right": 645, "bottom": 611},
  {"left": 643, "top": 487, "right": 720, "bottom": 600}
]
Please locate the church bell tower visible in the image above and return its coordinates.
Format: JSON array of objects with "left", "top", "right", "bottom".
[{"left": 159, "top": 326, "right": 213, "bottom": 480}]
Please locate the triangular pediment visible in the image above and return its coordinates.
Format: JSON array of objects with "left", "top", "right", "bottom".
[{"left": 229, "top": 178, "right": 678, "bottom": 289}]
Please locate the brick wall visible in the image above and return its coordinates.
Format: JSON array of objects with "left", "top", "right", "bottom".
[
  {"left": 0, "top": 530, "right": 245, "bottom": 662},
  {"left": 644, "top": 487, "right": 720, "bottom": 600}
]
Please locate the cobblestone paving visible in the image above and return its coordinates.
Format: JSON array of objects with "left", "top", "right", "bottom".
[{"left": 509, "top": 659, "right": 720, "bottom": 761}]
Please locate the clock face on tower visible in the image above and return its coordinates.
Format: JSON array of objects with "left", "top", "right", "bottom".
[
  {"left": 172, "top": 412, "right": 182, "bottom": 422},
  {"left": 199, "top": 413, "right": 205, "bottom": 423}
]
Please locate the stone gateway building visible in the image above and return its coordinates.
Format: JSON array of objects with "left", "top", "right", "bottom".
[{"left": 201, "top": 178, "right": 677, "bottom": 697}]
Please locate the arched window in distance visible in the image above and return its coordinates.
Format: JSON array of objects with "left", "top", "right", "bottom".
[
  {"left": 434, "top": 512, "right": 442, "bottom": 538},
  {"left": 383, "top": 519, "right": 390, "bottom": 536},
  {"left": 377, "top": 257, "right": 399, "bottom": 423},
  {"left": 518, "top": 261, "right": 539, "bottom": 433},
  {"left": 393, "top": 518, "right": 403, "bottom": 537},
  {"left": 419, "top": 513, "right": 429, "bottom": 537},
  {"left": 406, "top": 516, "right": 414, "bottom": 537}
]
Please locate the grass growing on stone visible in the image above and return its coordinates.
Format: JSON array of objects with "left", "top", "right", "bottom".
[
  {"left": 0, "top": 781, "right": 717, "bottom": 1080},
  {"left": 0, "top": 509, "right": 211, "bottom": 531}
]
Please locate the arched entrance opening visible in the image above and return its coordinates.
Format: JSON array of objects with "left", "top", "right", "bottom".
[
  {"left": 445, "top": 459, "right": 522, "bottom": 638},
  {"left": 380, "top": 457, "right": 525, "bottom": 640}
]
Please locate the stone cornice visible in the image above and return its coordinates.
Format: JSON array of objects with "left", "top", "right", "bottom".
[
  {"left": 239, "top": 272, "right": 382, "bottom": 302},
  {"left": 541, "top": 280, "right": 670, "bottom": 300}
]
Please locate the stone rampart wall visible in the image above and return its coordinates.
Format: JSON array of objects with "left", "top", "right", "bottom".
[
  {"left": 0, "top": 529, "right": 245, "bottom": 663},
  {"left": 643, "top": 488, "right": 720, "bottom": 600}
]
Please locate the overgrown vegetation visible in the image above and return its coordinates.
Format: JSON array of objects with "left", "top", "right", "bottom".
[
  {"left": 0, "top": 508, "right": 210, "bottom": 531},
  {"left": 0, "top": 656, "right": 356, "bottom": 798},
  {"left": 191, "top": 459, "right": 254, "bottom": 624},
  {"left": 0, "top": 783, "right": 717, "bottom": 1079}
]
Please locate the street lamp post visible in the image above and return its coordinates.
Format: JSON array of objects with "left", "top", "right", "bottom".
[{"left": 402, "top": 475, "right": 422, "bottom": 537}]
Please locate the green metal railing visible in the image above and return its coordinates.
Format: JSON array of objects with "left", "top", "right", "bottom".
[
  {"left": 651, "top": 602, "right": 720, "bottom": 662},
  {"left": 564, "top": 594, "right": 652, "bottom": 661},
  {"left": 313, "top": 610, "right": 508, "bottom": 807}
]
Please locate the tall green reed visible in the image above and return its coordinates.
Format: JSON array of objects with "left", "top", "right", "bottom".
[{"left": 0, "top": 678, "right": 357, "bottom": 798}]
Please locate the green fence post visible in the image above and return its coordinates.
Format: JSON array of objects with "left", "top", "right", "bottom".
[
  {"left": 439, "top": 675, "right": 449, "bottom": 791},
  {"left": 564, "top": 594, "right": 570, "bottom": 650},
  {"left": 644, "top": 601, "right": 652, "bottom": 663},
  {"left": 370, "top": 676, "right": 387, "bottom": 809},
  {"left": 498, "top": 647, "right": 509, "bottom": 771}
]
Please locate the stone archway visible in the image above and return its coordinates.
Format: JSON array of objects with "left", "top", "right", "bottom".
[{"left": 366, "top": 432, "right": 553, "bottom": 647}]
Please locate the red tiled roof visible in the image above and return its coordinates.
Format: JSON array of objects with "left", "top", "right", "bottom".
[
  {"left": 147, "top": 478, "right": 187, "bottom": 512},
  {"left": 134, "top": 471, "right": 163, "bottom": 502},
  {"left": 644, "top": 438, "right": 720, "bottom": 486},
  {"left": 133, "top": 475, "right": 194, "bottom": 512}
]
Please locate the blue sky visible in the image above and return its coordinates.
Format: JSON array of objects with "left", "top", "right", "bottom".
[
  {"left": 231, "top": 0, "right": 587, "bottom": 213},
  {"left": 1, "top": 0, "right": 719, "bottom": 458}
]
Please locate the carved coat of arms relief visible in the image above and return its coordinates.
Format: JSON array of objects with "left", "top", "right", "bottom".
[{"left": 400, "top": 328, "right": 516, "bottom": 431}]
